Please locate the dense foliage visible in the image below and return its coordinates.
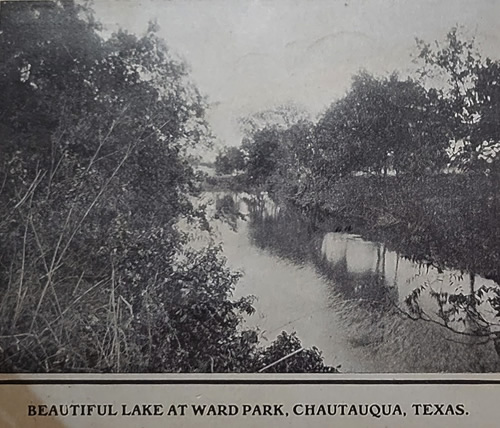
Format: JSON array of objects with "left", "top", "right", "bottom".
[
  {"left": 214, "top": 147, "right": 246, "bottom": 175},
  {"left": 316, "top": 72, "right": 450, "bottom": 176},
  {"left": 0, "top": 1, "right": 333, "bottom": 373}
]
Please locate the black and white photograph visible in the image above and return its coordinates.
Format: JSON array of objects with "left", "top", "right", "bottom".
[{"left": 1, "top": 0, "right": 500, "bottom": 375}]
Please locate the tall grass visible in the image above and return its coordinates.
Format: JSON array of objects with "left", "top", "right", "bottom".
[{"left": 333, "top": 296, "right": 500, "bottom": 372}]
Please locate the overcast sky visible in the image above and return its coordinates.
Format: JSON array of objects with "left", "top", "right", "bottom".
[{"left": 93, "top": 0, "right": 500, "bottom": 150}]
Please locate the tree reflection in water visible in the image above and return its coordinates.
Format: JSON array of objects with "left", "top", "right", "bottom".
[{"left": 241, "top": 194, "right": 500, "bottom": 368}]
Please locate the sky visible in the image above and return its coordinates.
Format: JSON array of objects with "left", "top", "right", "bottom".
[{"left": 93, "top": 0, "right": 500, "bottom": 151}]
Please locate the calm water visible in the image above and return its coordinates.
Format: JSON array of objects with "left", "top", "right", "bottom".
[{"left": 202, "top": 192, "right": 500, "bottom": 372}]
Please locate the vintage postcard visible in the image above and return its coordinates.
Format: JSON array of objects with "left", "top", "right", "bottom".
[{"left": 1, "top": 0, "right": 500, "bottom": 426}]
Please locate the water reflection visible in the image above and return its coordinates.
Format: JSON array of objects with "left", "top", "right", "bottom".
[
  {"left": 244, "top": 194, "right": 500, "bottom": 332},
  {"left": 214, "top": 192, "right": 500, "bottom": 371},
  {"left": 319, "top": 233, "right": 397, "bottom": 305}
]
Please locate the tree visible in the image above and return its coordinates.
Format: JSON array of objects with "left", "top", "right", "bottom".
[
  {"left": 315, "top": 72, "right": 386, "bottom": 177},
  {"left": 214, "top": 146, "right": 246, "bottom": 175},
  {"left": 473, "top": 59, "right": 500, "bottom": 176},
  {"left": 241, "top": 126, "right": 282, "bottom": 186},
  {"left": 382, "top": 76, "right": 450, "bottom": 174},
  {"left": 415, "top": 27, "right": 500, "bottom": 173},
  {"left": 238, "top": 104, "right": 311, "bottom": 189},
  {"left": 315, "top": 71, "right": 449, "bottom": 177}
]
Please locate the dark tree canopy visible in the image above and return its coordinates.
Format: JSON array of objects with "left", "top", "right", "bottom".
[
  {"left": 316, "top": 72, "right": 450, "bottom": 177},
  {"left": 214, "top": 146, "right": 246, "bottom": 175}
]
